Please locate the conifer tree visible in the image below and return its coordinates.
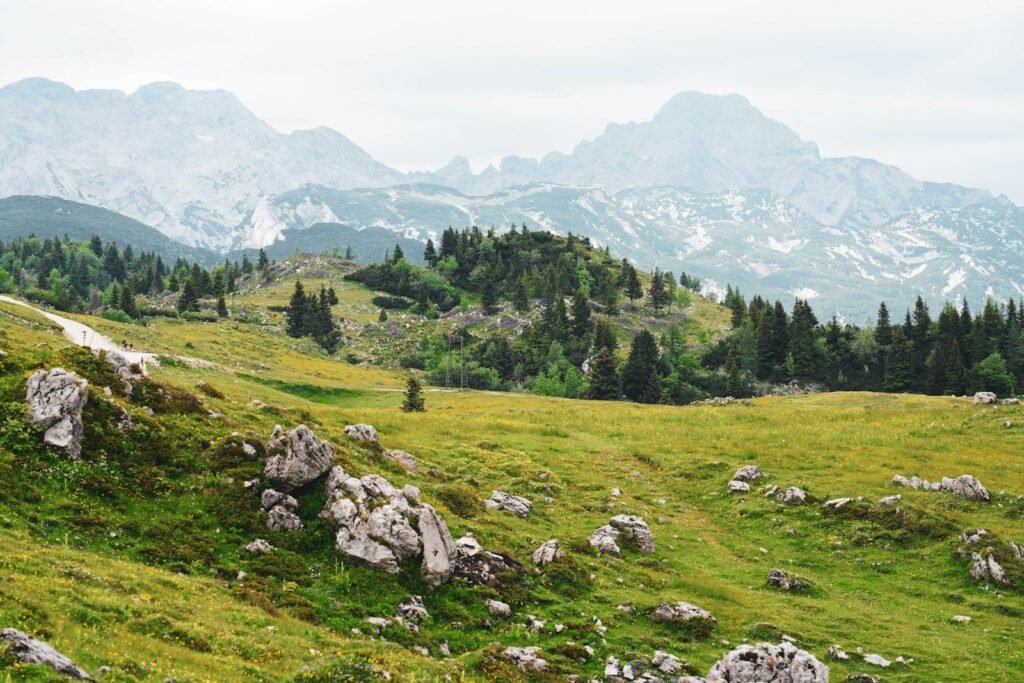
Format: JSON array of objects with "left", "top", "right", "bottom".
[
  {"left": 216, "top": 295, "right": 228, "bottom": 318},
  {"left": 257, "top": 248, "right": 270, "bottom": 274},
  {"left": 587, "top": 347, "right": 620, "bottom": 400},
  {"left": 512, "top": 275, "right": 529, "bottom": 313},
  {"left": 725, "top": 338, "right": 742, "bottom": 396},
  {"left": 326, "top": 286, "right": 338, "bottom": 306},
  {"left": 593, "top": 317, "right": 617, "bottom": 355},
  {"left": 423, "top": 239, "right": 438, "bottom": 267},
  {"left": 119, "top": 283, "right": 137, "bottom": 318},
  {"left": 286, "top": 281, "right": 307, "bottom": 337},
  {"left": 944, "top": 338, "right": 967, "bottom": 394},
  {"left": 379, "top": 309, "right": 388, "bottom": 322},
  {"left": 401, "top": 375, "right": 426, "bottom": 412},
  {"left": 177, "top": 279, "right": 199, "bottom": 314},
  {"left": 621, "top": 329, "right": 660, "bottom": 402},
  {"left": 648, "top": 270, "right": 669, "bottom": 315},
  {"left": 344, "top": 246, "right": 353, "bottom": 260},
  {"left": 623, "top": 263, "right": 643, "bottom": 304},
  {"left": 883, "top": 326, "right": 913, "bottom": 391},
  {"left": 789, "top": 299, "right": 818, "bottom": 378},
  {"left": 874, "top": 302, "right": 892, "bottom": 346},
  {"left": 392, "top": 243, "right": 405, "bottom": 262}
]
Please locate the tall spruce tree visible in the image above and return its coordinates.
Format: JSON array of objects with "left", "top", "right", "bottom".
[
  {"left": 621, "top": 329, "right": 661, "bottom": 403},
  {"left": 623, "top": 263, "right": 643, "bottom": 304},
  {"left": 286, "top": 281, "right": 307, "bottom": 337},
  {"left": 587, "top": 347, "right": 621, "bottom": 400},
  {"left": 874, "top": 302, "right": 893, "bottom": 346},
  {"left": 401, "top": 375, "right": 426, "bottom": 412}
]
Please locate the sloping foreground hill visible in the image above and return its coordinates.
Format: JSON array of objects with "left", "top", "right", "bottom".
[{"left": 0, "top": 289, "right": 1022, "bottom": 681}]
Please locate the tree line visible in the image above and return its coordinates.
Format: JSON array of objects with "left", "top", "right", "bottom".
[{"left": 703, "top": 289, "right": 1019, "bottom": 397}]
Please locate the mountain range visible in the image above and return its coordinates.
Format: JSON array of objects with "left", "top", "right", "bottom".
[{"left": 1, "top": 77, "right": 1021, "bottom": 318}]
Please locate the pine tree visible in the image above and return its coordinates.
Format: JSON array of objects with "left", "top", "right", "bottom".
[
  {"left": 286, "top": 281, "right": 307, "bottom": 337},
  {"left": 883, "top": 326, "right": 913, "bottom": 391},
  {"left": 379, "top": 309, "right": 388, "bottom": 322},
  {"left": 789, "top": 299, "right": 818, "bottom": 378},
  {"left": 512, "top": 275, "right": 529, "bottom": 313},
  {"left": 89, "top": 235, "right": 103, "bottom": 257},
  {"left": 402, "top": 375, "right": 426, "bottom": 412},
  {"left": 944, "top": 338, "right": 967, "bottom": 395},
  {"left": 570, "top": 288, "right": 592, "bottom": 339},
  {"left": 874, "top": 302, "right": 892, "bottom": 346},
  {"left": 648, "top": 270, "right": 669, "bottom": 315},
  {"left": 593, "top": 317, "right": 617, "bottom": 355},
  {"left": 393, "top": 243, "right": 405, "bottom": 262},
  {"left": 216, "top": 295, "right": 228, "bottom": 318},
  {"left": 925, "top": 346, "right": 945, "bottom": 394},
  {"left": 725, "top": 338, "right": 742, "bottom": 396},
  {"left": 587, "top": 347, "right": 620, "bottom": 400},
  {"left": 423, "top": 239, "right": 438, "bottom": 267},
  {"left": 177, "top": 279, "right": 199, "bottom": 314},
  {"left": 119, "top": 283, "right": 137, "bottom": 318},
  {"left": 621, "top": 329, "right": 660, "bottom": 402},
  {"left": 326, "top": 286, "right": 338, "bottom": 305},
  {"left": 103, "top": 243, "right": 126, "bottom": 282},
  {"left": 257, "top": 248, "right": 270, "bottom": 274},
  {"left": 623, "top": 263, "right": 643, "bottom": 304},
  {"left": 344, "top": 246, "right": 354, "bottom": 260}
]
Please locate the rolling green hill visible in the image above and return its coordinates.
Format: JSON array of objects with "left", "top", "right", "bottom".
[
  {"left": 0, "top": 257, "right": 1021, "bottom": 681},
  {"left": 0, "top": 195, "right": 219, "bottom": 265}
]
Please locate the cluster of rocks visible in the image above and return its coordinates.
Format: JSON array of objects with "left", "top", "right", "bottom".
[
  {"left": 891, "top": 474, "right": 990, "bottom": 501},
  {"left": 651, "top": 601, "right": 717, "bottom": 628},
  {"left": 958, "top": 529, "right": 1012, "bottom": 585},
  {"left": 485, "top": 490, "right": 533, "bottom": 517},
  {"left": 451, "top": 534, "right": 525, "bottom": 587},
  {"left": 0, "top": 628, "right": 92, "bottom": 680},
  {"left": 502, "top": 646, "right": 548, "bottom": 672},
  {"left": 262, "top": 489, "right": 303, "bottom": 532},
  {"left": 264, "top": 424, "right": 335, "bottom": 491},
  {"left": 599, "top": 641, "right": 828, "bottom": 683},
  {"left": 344, "top": 422, "right": 419, "bottom": 471},
  {"left": 532, "top": 539, "right": 564, "bottom": 566},
  {"left": 103, "top": 349, "right": 145, "bottom": 394},
  {"left": 320, "top": 463, "right": 456, "bottom": 588},
  {"left": 767, "top": 568, "right": 808, "bottom": 591},
  {"left": 26, "top": 368, "right": 88, "bottom": 460},
  {"left": 727, "top": 465, "right": 762, "bottom": 493},
  {"left": 589, "top": 515, "right": 655, "bottom": 556}
]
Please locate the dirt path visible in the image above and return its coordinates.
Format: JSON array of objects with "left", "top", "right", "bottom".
[{"left": 0, "top": 295, "right": 157, "bottom": 371}]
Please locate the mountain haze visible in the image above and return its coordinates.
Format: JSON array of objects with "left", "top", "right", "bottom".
[{"left": 1, "top": 77, "right": 1020, "bottom": 317}]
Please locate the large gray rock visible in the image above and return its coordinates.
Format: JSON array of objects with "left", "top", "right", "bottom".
[
  {"left": 266, "top": 505, "right": 304, "bottom": 532},
  {"left": 970, "top": 552, "right": 1008, "bottom": 584},
  {"left": 733, "top": 465, "right": 763, "bottom": 482},
  {"left": 418, "top": 504, "right": 458, "bottom": 588},
  {"left": 263, "top": 425, "right": 334, "bottom": 492},
  {"left": 452, "top": 534, "right": 525, "bottom": 587},
  {"left": 973, "top": 391, "right": 997, "bottom": 405},
  {"left": 485, "top": 490, "right": 533, "bottom": 517},
  {"left": 589, "top": 524, "right": 622, "bottom": 556},
  {"left": 532, "top": 539, "right": 564, "bottom": 567},
  {"left": 344, "top": 423, "right": 379, "bottom": 444},
  {"left": 767, "top": 568, "right": 807, "bottom": 591},
  {"left": 319, "top": 465, "right": 457, "bottom": 587},
  {"left": 609, "top": 514, "right": 655, "bottom": 553},
  {"left": 502, "top": 646, "right": 548, "bottom": 673},
  {"left": 651, "top": 601, "right": 717, "bottom": 626},
  {"left": 940, "top": 475, "right": 990, "bottom": 501},
  {"left": 26, "top": 368, "right": 88, "bottom": 460},
  {"left": 103, "top": 349, "right": 144, "bottom": 394},
  {"left": 706, "top": 642, "right": 829, "bottom": 682},
  {"left": 782, "top": 487, "right": 807, "bottom": 505},
  {"left": 0, "top": 628, "right": 92, "bottom": 680}
]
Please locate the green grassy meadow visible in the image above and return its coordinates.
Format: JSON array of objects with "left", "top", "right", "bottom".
[{"left": 0, "top": 274, "right": 1022, "bottom": 681}]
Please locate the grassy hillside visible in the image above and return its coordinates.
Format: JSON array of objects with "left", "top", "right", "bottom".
[
  {"left": 0, "top": 195, "right": 220, "bottom": 265},
  {"left": 0, "top": 263, "right": 1022, "bottom": 682}
]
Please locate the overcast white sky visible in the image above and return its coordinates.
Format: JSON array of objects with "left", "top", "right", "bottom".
[{"left": 2, "top": 0, "right": 1022, "bottom": 201}]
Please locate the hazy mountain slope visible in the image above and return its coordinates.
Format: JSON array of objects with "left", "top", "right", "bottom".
[
  {"left": 436, "top": 92, "right": 992, "bottom": 228},
  {"left": 0, "top": 195, "right": 219, "bottom": 264},
  {"left": 0, "top": 78, "right": 402, "bottom": 248},
  {"left": 241, "top": 184, "right": 1024, "bottom": 318}
]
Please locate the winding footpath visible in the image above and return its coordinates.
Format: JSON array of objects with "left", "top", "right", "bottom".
[{"left": 0, "top": 295, "right": 156, "bottom": 371}]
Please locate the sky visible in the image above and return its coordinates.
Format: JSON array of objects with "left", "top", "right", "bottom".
[{"left": 2, "top": 0, "right": 1022, "bottom": 202}]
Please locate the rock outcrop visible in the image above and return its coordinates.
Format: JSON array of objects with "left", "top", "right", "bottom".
[
  {"left": 26, "top": 368, "right": 88, "bottom": 460},
  {"left": 973, "top": 391, "right": 997, "bottom": 405},
  {"left": 451, "top": 534, "right": 525, "bottom": 587},
  {"left": 728, "top": 479, "right": 751, "bottom": 493},
  {"left": 732, "top": 465, "right": 763, "bottom": 482},
  {"left": 487, "top": 598, "right": 512, "bottom": 618},
  {"left": 0, "top": 628, "right": 93, "bottom": 680},
  {"left": 767, "top": 568, "right": 808, "bottom": 591},
  {"left": 502, "top": 646, "right": 548, "bottom": 672},
  {"left": 344, "top": 423, "right": 379, "bottom": 444},
  {"left": 782, "top": 487, "right": 807, "bottom": 505},
  {"left": 104, "top": 349, "right": 144, "bottom": 394},
  {"left": 244, "top": 538, "right": 275, "bottom": 554},
  {"left": 264, "top": 425, "right": 334, "bottom": 492},
  {"left": 651, "top": 601, "right": 717, "bottom": 627},
  {"left": 609, "top": 515, "right": 655, "bottom": 552},
  {"left": 485, "top": 490, "right": 533, "bottom": 517},
  {"left": 970, "top": 552, "right": 1008, "bottom": 584},
  {"left": 892, "top": 473, "right": 989, "bottom": 501},
  {"left": 532, "top": 539, "right": 564, "bottom": 567},
  {"left": 319, "top": 465, "right": 458, "bottom": 588},
  {"left": 589, "top": 516, "right": 655, "bottom": 555},
  {"left": 705, "top": 642, "right": 829, "bottom": 682}
]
